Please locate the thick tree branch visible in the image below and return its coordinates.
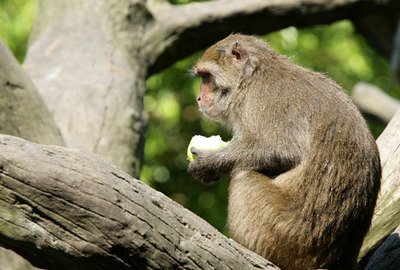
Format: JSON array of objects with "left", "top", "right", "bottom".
[
  {"left": 24, "top": 0, "right": 147, "bottom": 176},
  {"left": 352, "top": 11, "right": 399, "bottom": 60},
  {"left": 145, "top": 0, "right": 400, "bottom": 75},
  {"left": 360, "top": 108, "right": 400, "bottom": 261},
  {"left": 352, "top": 82, "right": 400, "bottom": 123},
  {"left": 0, "top": 39, "right": 63, "bottom": 146},
  {"left": 0, "top": 135, "right": 277, "bottom": 270}
]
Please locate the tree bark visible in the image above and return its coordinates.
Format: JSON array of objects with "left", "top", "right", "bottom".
[
  {"left": 360, "top": 108, "right": 400, "bottom": 263},
  {"left": 24, "top": 0, "right": 148, "bottom": 176},
  {"left": 0, "top": 39, "right": 63, "bottom": 146},
  {"left": 146, "top": 0, "right": 400, "bottom": 75},
  {"left": 0, "top": 135, "right": 277, "bottom": 270}
]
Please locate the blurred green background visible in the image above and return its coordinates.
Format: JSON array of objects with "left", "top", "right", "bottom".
[{"left": 1, "top": 0, "right": 399, "bottom": 235}]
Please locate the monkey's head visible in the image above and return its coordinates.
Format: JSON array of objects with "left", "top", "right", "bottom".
[
  {"left": 192, "top": 34, "right": 277, "bottom": 124},
  {"left": 192, "top": 34, "right": 277, "bottom": 123}
]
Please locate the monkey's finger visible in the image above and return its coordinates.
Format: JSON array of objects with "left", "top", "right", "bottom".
[{"left": 190, "top": 147, "right": 201, "bottom": 156}]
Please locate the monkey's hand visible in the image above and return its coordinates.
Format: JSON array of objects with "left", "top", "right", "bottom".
[{"left": 188, "top": 147, "right": 230, "bottom": 184}]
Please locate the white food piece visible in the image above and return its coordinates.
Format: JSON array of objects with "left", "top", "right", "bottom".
[{"left": 187, "top": 135, "right": 228, "bottom": 162}]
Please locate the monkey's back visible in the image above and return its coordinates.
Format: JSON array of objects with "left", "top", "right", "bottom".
[{"left": 227, "top": 64, "right": 381, "bottom": 270}]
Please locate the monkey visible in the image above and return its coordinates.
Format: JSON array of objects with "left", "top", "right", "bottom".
[{"left": 187, "top": 34, "right": 381, "bottom": 270}]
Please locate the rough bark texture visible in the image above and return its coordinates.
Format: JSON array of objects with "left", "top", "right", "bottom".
[
  {"left": 0, "top": 39, "right": 63, "bottom": 146},
  {"left": 0, "top": 135, "right": 277, "bottom": 270},
  {"left": 360, "top": 108, "right": 400, "bottom": 263},
  {"left": 146, "top": 0, "right": 400, "bottom": 75},
  {"left": 24, "top": 0, "right": 148, "bottom": 176},
  {"left": 0, "top": 108, "right": 399, "bottom": 269}
]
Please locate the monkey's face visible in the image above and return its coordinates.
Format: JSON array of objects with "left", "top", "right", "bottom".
[
  {"left": 192, "top": 36, "right": 257, "bottom": 123},
  {"left": 192, "top": 62, "right": 231, "bottom": 122},
  {"left": 196, "top": 71, "right": 218, "bottom": 117}
]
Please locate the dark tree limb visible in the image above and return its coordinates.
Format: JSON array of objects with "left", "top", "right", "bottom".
[
  {"left": 352, "top": 11, "right": 399, "bottom": 60},
  {"left": 364, "top": 224, "right": 400, "bottom": 270},
  {"left": 0, "top": 135, "right": 277, "bottom": 270},
  {"left": 146, "top": 0, "right": 400, "bottom": 75}
]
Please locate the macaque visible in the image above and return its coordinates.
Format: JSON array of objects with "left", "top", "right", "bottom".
[{"left": 188, "top": 34, "right": 381, "bottom": 270}]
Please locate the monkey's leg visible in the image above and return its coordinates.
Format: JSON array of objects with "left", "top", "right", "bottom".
[{"left": 227, "top": 170, "right": 315, "bottom": 270}]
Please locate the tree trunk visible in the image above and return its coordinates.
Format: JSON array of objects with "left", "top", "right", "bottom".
[
  {"left": 24, "top": 0, "right": 148, "bottom": 176},
  {"left": 0, "top": 40, "right": 63, "bottom": 146}
]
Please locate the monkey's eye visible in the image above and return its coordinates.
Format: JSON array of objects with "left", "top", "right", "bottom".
[
  {"left": 197, "top": 71, "right": 212, "bottom": 83},
  {"left": 197, "top": 71, "right": 211, "bottom": 78}
]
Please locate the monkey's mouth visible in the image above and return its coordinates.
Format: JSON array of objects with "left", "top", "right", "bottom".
[
  {"left": 198, "top": 103, "right": 214, "bottom": 117},
  {"left": 197, "top": 95, "right": 217, "bottom": 118},
  {"left": 197, "top": 97, "right": 208, "bottom": 114},
  {"left": 198, "top": 105, "right": 209, "bottom": 115}
]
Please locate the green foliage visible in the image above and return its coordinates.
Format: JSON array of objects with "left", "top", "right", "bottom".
[
  {"left": 142, "top": 53, "right": 231, "bottom": 232},
  {"left": 267, "top": 21, "right": 400, "bottom": 100},
  {"left": 0, "top": 0, "right": 36, "bottom": 62},
  {"left": 266, "top": 21, "right": 398, "bottom": 136},
  {"left": 2, "top": 1, "right": 399, "bottom": 233}
]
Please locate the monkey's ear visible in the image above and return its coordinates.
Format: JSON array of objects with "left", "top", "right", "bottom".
[
  {"left": 231, "top": 42, "right": 255, "bottom": 79},
  {"left": 231, "top": 42, "right": 248, "bottom": 62}
]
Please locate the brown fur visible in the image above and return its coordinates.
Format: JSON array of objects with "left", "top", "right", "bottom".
[{"left": 188, "top": 34, "right": 381, "bottom": 270}]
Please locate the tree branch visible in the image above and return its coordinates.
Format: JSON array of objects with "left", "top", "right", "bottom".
[
  {"left": 360, "top": 108, "right": 400, "bottom": 261},
  {"left": 352, "top": 11, "right": 399, "bottom": 59},
  {"left": 0, "top": 135, "right": 277, "bottom": 270},
  {"left": 24, "top": 0, "right": 147, "bottom": 175},
  {"left": 352, "top": 82, "right": 400, "bottom": 123},
  {"left": 145, "top": 0, "right": 400, "bottom": 75},
  {"left": 0, "top": 39, "right": 64, "bottom": 146}
]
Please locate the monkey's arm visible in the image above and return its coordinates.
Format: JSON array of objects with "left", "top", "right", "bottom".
[
  {"left": 188, "top": 140, "right": 301, "bottom": 183},
  {"left": 188, "top": 146, "right": 234, "bottom": 183}
]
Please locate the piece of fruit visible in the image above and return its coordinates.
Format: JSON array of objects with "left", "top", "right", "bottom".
[{"left": 187, "top": 135, "right": 228, "bottom": 162}]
